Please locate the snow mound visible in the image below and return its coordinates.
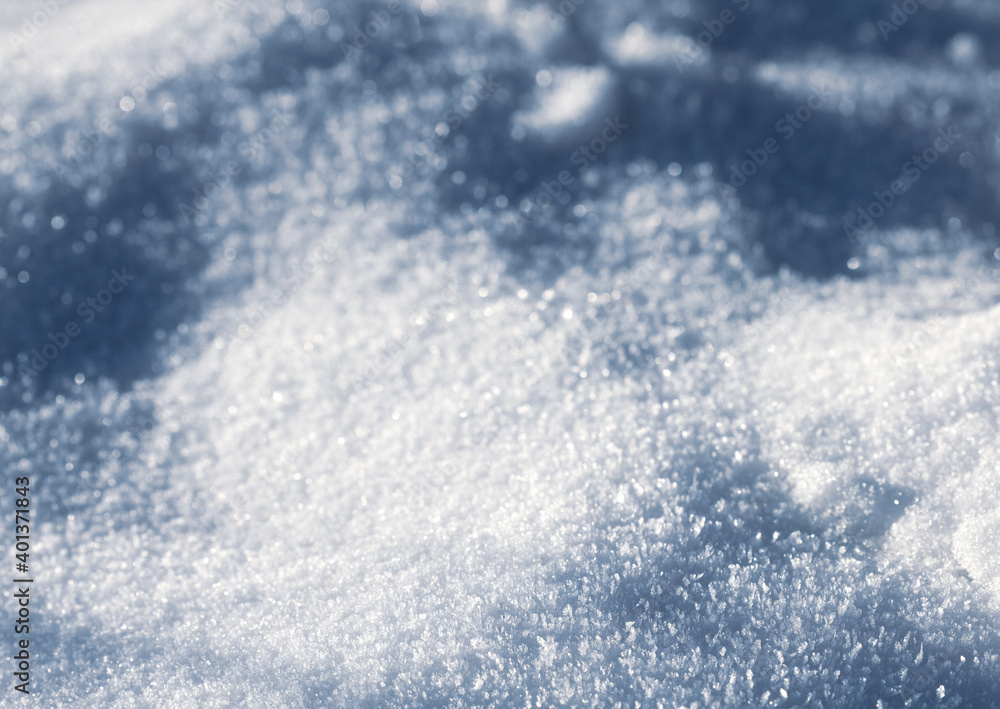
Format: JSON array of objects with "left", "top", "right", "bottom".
[{"left": 3, "top": 0, "right": 1000, "bottom": 707}]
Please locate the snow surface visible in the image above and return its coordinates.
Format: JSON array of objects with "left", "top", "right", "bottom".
[{"left": 2, "top": 0, "right": 1000, "bottom": 706}]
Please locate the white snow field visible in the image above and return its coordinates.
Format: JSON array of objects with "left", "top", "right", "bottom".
[{"left": 2, "top": 0, "right": 1000, "bottom": 706}]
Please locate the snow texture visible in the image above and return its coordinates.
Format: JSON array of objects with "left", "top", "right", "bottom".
[{"left": 2, "top": 0, "right": 1000, "bottom": 706}]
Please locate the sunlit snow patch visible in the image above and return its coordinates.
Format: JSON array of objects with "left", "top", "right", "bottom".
[{"left": 512, "top": 64, "right": 616, "bottom": 146}]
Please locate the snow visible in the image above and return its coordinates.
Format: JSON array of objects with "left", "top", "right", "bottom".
[{"left": 2, "top": 0, "right": 1000, "bottom": 706}]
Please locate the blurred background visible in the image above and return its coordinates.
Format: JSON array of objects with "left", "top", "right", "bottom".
[{"left": 2, "top": 0, "right": 1000, "bottom": 706}]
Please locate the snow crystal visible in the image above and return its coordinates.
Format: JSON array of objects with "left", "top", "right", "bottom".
[{"left": 2, "top": 0, "right": 1000, "bottom": 707}]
